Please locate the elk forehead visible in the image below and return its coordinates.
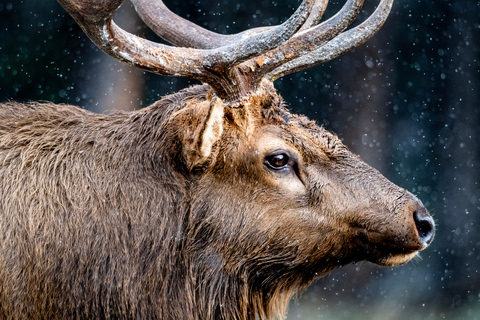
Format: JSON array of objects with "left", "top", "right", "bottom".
[{"left": 261, "top": 108, "right": 346, "bottom": 163}]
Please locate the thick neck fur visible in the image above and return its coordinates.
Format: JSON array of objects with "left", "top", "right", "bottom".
[{"left": 0, "top": 84, "right": 310, "bottom": 319}]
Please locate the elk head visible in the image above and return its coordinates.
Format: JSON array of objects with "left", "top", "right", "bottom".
[{"left": 53, "top": 0, "right": 435, "bottom": 318}]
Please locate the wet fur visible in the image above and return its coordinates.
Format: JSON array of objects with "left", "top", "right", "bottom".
[
  {"left": 0, "top": 83, "right": 429, "bottom": 319},
  {"left": 0, "top": 85, "right": 315, "bottom": 319}
]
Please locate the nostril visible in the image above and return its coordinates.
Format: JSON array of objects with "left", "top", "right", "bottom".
[{"left": 413, "top": 211, "right": 435, "bottom": 245}]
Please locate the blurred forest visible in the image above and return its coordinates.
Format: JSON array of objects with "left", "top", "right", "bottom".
[{"left": 0, "top": 0, "right": 479, "bottom": 319}]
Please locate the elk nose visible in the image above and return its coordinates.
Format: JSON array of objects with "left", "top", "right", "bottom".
[{"left": 413, "top": 208, "right": 435, "bottom": 245}]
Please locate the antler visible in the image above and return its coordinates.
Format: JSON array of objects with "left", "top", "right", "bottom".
[
  {"left": 57, "top": 0, "right": 316, "bottom": 99},
  {"left": 57, "top": 0, "right": 394, "bottom": 101}
]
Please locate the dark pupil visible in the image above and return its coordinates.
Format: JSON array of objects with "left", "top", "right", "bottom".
[{"left": 268, "top": 154, "right": 288, "bottom": 168}]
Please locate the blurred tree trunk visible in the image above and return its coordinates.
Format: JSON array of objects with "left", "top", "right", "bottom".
[
  {"left": 336, "top": 36, "right": 389, "bottom": 174},
  {"left": 81, "top": 1, "right": 145, "bottom": 113}
]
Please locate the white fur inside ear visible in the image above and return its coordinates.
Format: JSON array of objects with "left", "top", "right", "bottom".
[{"left": 199, "top": 97, "right": 224, "bottom": 159}]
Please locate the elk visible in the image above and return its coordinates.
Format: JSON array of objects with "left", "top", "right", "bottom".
[{"left": 0, "top": 0, "right": 434, "bottom": 319}]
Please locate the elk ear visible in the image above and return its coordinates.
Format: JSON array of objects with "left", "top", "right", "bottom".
[{"left": 182, "top": 97, "right": 224, "bottom": 170}]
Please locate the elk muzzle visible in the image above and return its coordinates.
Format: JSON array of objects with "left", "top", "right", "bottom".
[{"left": 363, "top": 193, "right": 435, "bottom": 267}]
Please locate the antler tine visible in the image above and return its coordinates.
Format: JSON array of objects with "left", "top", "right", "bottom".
[
  {"left": 246, "top": 0, "right": 365, "bottom": 80},
  {"left": 131, "top": 0, "right": 248, "bottom": 49},
  {"left": 57, "top": 0, "right": 318, "bottom": 99},
  {"left": 267, "top": 0, "right": 394, "bottom": 80},
  {"left": 199, "top": 0, "right": 317, "bottom": 69},
  {"left": 132, "top": 0, "right": 328, "bottom": 50},
  {"left": 300, "top": 0, "right": 329, "bottom": 31}
]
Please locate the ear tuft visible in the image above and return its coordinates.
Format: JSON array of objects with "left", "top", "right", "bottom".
[
  {"left": 181, "top": 97, "right": 224, "bottom": 170},
  {"left": 198, "top": 97, "right": 224, "bottom": 159}
]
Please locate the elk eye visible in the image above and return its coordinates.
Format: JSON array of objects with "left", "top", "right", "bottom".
[{"left": 264, "top": 153, "right": 290, "bottom": 170}]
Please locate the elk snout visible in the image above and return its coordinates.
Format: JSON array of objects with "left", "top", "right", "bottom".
[
  {"left": 367, "top": 197, "right": 435, "bottom": 267},
  {"left": 412, "top": 206, "right": 435, "bottom": 246}
]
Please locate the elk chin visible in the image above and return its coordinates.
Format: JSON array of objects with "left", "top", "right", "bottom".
[
  {"left": 376, "top": 251, "right": 419, "bottom": 267},
  {"left": 360, "top": 243, "right": 422, "bottom": 267},
  {"left": 358, "top": 235, "right": 427, "bottom": 267}
]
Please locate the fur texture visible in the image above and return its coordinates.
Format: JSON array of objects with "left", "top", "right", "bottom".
[{"left": 0, "top": 84, "right": 432, "bottom": 319}]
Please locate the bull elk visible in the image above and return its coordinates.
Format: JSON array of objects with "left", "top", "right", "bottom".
[{"left": 0, "top": 0, "right": 435, "bottom": 319}]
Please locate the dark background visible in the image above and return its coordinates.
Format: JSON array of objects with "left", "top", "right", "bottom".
[{"left": 1, "top": 0, "right": 479, "bottom": 319}]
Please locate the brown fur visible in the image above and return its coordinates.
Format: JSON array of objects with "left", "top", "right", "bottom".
[{"left": 0, "top": 83, "right": 433, "bottom": 319}]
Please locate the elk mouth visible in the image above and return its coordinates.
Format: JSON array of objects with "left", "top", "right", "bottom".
[
  {"left": 352, "top": 228, "right": 430, "bottom": 267},
  {"left": 361, "top": 241, "right": 421, "bottom": 266}
]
